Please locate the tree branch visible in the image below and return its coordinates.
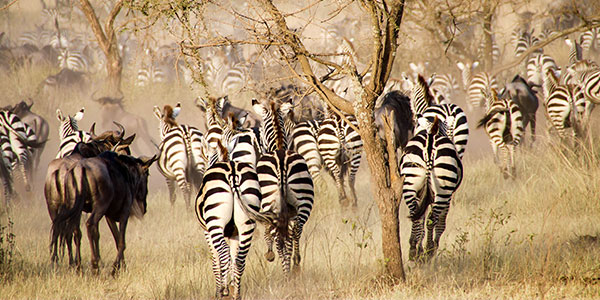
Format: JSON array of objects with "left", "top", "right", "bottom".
[{"left": 493, "top": 18, "right": 600, "bottom": 77}]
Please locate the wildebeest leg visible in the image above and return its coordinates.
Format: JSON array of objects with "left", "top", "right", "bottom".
[
  {"left": 112, "top": 216, "right": 129, "bottom": 275},
  {"left": 106, "top": 218, "right": 120, "bottom": 249},
  {"left": 86, "top": 212, "right": 104, "bottom": 272},
  {"left": 74, "top": 226, "right": 82, "bottom": 270},
  {"left": 529, "top": 116, "right": 536, "bottom": 144}
]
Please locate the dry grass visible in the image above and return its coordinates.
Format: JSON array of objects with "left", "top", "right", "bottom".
[{"left": 1, "top": 120, "right": 600, "bottom": 299}]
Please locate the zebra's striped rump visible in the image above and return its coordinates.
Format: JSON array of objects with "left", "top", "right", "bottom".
[
  {"left": 195, "top": 159, "right": 261, "bottom": 300},
  {"left": 401, "top": 117, "right": 462, "bottom": 261}
]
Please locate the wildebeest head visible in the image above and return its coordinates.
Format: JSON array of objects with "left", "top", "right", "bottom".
[
  {"left": 128, "top": 155, "right": 157, "bottom": 218},
  {"left": 10, "top": 100, "right": 33, "bottom": 117},
  {"left": 91, "top": 90, "right": 125, "bottom": 106}
]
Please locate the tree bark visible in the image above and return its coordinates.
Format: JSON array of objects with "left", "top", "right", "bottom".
[
  {"left": 482, "top": 0, "right": 494, "bottom": 72},
  {"left": 78, "top": 0, "right": 123, "bottom": 92}
]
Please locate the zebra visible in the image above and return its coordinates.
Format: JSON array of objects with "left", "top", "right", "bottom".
[
  {"left": 477, "top": 89, "right": 524, "bottom": 179},
  {"left": 429, "top": 73, "right": 460, "bottom": 104},
  {"left": 0, "top": 109, "right": 39, "bottom": 195},
  {"left": 56, "top": 108, "right": 92, "bottom": 158},
  {"left": 195, "top": 140, "right": 262, "bottom": 300},
  {"left": 513, "top": 28, "right": 542, "bottom": 57},
  {"left": 567, "top": 60, "right": 600, "bottom": 105},
  {"left": 543, "top": 69, "right": 588, "bottom": 141},
  {"left": 578, "top": 28, "right": 600, "bottom": 58},
  {"left": 411, "top": 75, "right": 469, "bottom": 160},
  {"left": 565, "top": 38, "right": 583, "bottom": 65},
  {"left": 526, "top": 53, "right": 558, "bottom": 89},
  {"left": 135, "top": 64, "right": 166, "bottom": 86},
  {"left": 400, "top": 116, "right": 462, "bottom": 261},
  {"left": 252, "top": 98, "right": 314, "bottom": 274},
  {"left": 153, "top": 104, "right": 205, "bottom": 206},
  {"left": 457, "top": 61, "right": 498, "bottom": 111},
  {"left": 58, "top": 48, "right": 89, "bottom": 72},
  {"left": 318, "top": 110, "right": 363, "bottom": 207}
]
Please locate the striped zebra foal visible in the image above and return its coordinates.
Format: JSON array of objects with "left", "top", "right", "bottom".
[
  {"left": 477, "top": 90, "right": 524, "bottom": 179},
  {"left": 252, "top": 98, "right": 314, "bottom": 274},
  {"left": 195, "top": 140, "right": 262, "bottom": 300},
  {"left": 400, "top": 116, "right": 462, "bottom": 261},
  {"left": 55, "top": 108, "right": 91, "bottom": 158},
  {"left": 153, "top": 104, "right": 204, "bottom": 206}
]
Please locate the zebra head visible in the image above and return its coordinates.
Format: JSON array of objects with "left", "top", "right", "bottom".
[{"left": 56, "top": 107, "right": 84, "bottom": 137}]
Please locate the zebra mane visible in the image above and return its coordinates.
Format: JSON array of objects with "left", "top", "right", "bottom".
[
  {"left": 271, "top": 101, "right": 284, "bottom": 151},
  {"left": 411, "top": 75, "right": 433, "bottom": 117},
  {"left": 162, "top": 105, "right": 178, "bottom": 127}
]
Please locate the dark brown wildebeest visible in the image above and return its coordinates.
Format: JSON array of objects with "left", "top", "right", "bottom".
[
  {"left": 40, "top": 68, "right": 90, "bottom": 95},
  {"left": 374, "top": 90, "right": 414, "bottom": 152},
  {"left": 92, "top": 93, "right": 158, "bottom": 155},
  {"left": 54, "top": 152, "right": 156, "bottom": 274},
  {"left": 45, "top": 128, "right": 135, "bottom": 267},
  {"left": 9, "top": 99, "right": 49, "bottom": 171}
]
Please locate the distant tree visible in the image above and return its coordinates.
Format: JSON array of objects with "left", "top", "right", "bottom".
[{"left": 78, "top": 0, "right": 123, "bottom": 92}]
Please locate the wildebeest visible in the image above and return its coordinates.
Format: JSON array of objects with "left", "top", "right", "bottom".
[
  {"left": 45, "top": 127, "right": 135, "bottom": 267},
  {"left": 499, "top": 75, "right": 539, "bottom": 143},
  {"left": 195, "top": 95, "right": 261, "bottom": 129},
  {"left": 49, "top": 151, "right": 156, "bottom": 274},
  {"left": 40, "top": 68, "right": 90, "bottom": 95},
  {"left": 374, "top": 90, "right": 414, "bottom": 153},
  {"left": 9, "top": 99, "right": 49, "bottom": 171},
  {"left": 92, "top": 93, "right": 158, "bottom": 155}
]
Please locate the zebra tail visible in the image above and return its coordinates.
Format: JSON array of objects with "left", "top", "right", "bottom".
[
  {"left": 233, "top": 185, "right": 273, "bottom": 225},
  {"left": 410, "top": 184, "right": 433, "bottom": 221},
  {"left": 477, "top": 109, "right": 508, "bottom": 128},
  {"left": 50, "top": 167, "right": 85, "bottom": 259}
]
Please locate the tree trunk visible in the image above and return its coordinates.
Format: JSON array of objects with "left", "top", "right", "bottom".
[
  {"left": 482, "top": 1, "right": 494, "bottom": 72},
  {"left": 78, "top": 0, "right": 123, "bottom": 92},
  {"left": 355, "top": 96, "right": 405, "bottom": 283}
]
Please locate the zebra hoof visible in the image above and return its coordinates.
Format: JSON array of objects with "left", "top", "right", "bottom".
[{"left": 265, "top": 251, "right": 275, "bottom": 262}]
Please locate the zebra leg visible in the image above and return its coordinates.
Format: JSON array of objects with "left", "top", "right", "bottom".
[
  {"left": 347, "top": 157, "right": 360, "bottom": 208},
  {"left": 18, "top": 162, "right": 31, "bottom": 192},
  {"left": 408, "top": 217, "right": 425, "bottom": 261},
  {"left": 232, "top": 218, "right": 256, "bottom": 300},
  {"left": 264, "top": 225, "right": 275, "bottom": 262},
  {"left": 291, "top": 219, "right": 303, "bottom": 269},
  {"left": 426, "top": 197, "right": 450, "bottom": 259},
  {"left": 508, "top": 144, "right": 516, "bottom": 178},
  {"left": 325, "top": 158, "right": 347, "bottom": 206},
  {"left": 166, "top": 178, "right": 176, "bottom": 205},
  {"left": 276, "top": 229, "right": 292, "bottom": 274},
  {"left": 210, "top": 230, "right": 231, "bottom": 297},
  {"left": 204, "top": 231, "right": 223, "bottom": 299}
]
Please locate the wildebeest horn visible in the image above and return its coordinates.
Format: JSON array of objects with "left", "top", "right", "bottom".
[
  {"left": 89, "top": 123, "right": 97, "bottom": 138},
  {"left": 113, "top": 121, "right": 125, "bottom": 139},
  {"left": 111, "top": 140, "right": 121, "bottom": 152}
]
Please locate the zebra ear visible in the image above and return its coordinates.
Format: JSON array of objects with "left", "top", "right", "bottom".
[
  {"left": 153, "top": 106, "right": 162, "bottom": 120},
  {"left": 172, "top": 103, "right": 181, "bottom": 118},
  {"left": 74, "top": 108, "right": 84, "bottom": 121},
  {"left": 194, "top": 97, "right": 207, "bottom": 112},
  {"left": 237, "top": 113, "right": 247, "bottom": 127},
  {"left": 456, "top": 62, "right": 465, "bottom": 71},
  {"left": 409, "top": 62, "right": 418, "bottom": 72},
  {"left": 56, "top": 109, "right": 64, "bottom": 121},
  {"left": 472, "top": 61, "right": 480, "bottom": 69},
  {"left": 252, "top": 98, "right": 263, "bottom": 115}
]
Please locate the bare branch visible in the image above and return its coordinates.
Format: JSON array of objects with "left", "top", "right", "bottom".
[{"left": 0, "top": 0, "right": 19, "bottom": 11}]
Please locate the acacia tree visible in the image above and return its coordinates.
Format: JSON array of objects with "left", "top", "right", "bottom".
[
  {"left": 131, "top": 0, "right": 407, "bottom": 282},
  {"left": 78, "top": 0, "right": 124, "bottom": 92}
]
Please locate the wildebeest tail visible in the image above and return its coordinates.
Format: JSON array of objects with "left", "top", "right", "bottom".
[{"left": 50, "top": 166, "right": 85, "bottom": 258}]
